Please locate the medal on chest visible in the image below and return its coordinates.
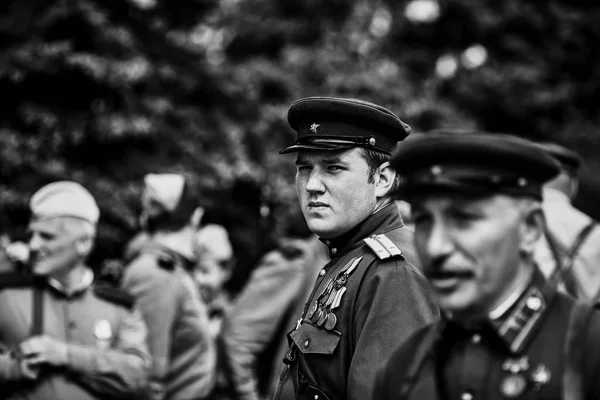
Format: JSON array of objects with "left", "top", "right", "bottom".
[
  {"left": 304, "top": 256, "right": 362, "bottom": 331},
  {"left": 93, "top": 319, "right": 113, "bottom": 350},
  {"left": 499, "top": 356, "right": 551, "bottom": 398}
]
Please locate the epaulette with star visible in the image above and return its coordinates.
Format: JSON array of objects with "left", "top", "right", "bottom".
[{"left": 363, "top": 234, "right": 404, "bottom": 260}]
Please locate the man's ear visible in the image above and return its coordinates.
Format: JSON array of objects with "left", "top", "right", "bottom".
[
  {"left": 191, "top": 207, "right": 204, "bottom": 229},
  {"left": 75, "top": 236, "right": 94, "bottom": 257},
  {"left": 374, "top": 161, "right": 397, "bottom": 198},
  {"left": 519, "top": 203, "right": 545, "bottom": 256}
]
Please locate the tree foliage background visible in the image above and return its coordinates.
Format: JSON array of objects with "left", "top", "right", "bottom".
[{"left": 2, "top": 0, "right": 600, "bottom": 290}]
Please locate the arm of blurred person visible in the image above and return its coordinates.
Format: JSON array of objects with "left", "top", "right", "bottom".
[
  {"left": 122, "top": 261, "right": 180, "bottom": 400},
  {"left": 221, "top": 250, "right": 305, "bottom": 400},
  {"left": 56, "top": 306, "right": 151, "bottom": 397}
]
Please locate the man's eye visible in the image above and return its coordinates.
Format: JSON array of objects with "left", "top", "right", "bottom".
[
  {"left": 327, "top": 165, "right": 343, "bottom": 171},
  {"left": 296, "top": 165, "right": 311, "bottom": 172}
]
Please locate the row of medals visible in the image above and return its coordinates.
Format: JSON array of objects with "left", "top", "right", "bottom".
[{"left": 305, "top": 257, "right": 363, "bottom": 331}]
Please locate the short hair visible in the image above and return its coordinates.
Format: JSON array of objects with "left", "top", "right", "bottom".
[
  {"left": 359, "top": 148, "right": 400, "bottom": 194},
  {"left": 145, "top": 179, "right": 201, "bottom": 233}
]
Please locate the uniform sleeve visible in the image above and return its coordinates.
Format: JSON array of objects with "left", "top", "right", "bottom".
[
  {"left": 348, "top": 259, "right": 438, "bottom": 400},
  {"left": 66, "top": 306, "right": 151, "bottom": 397},
  {"left": 122, "top": 262, "right": 180, "bottom": 400},
  {"left": 221, "top": 251, "right": 305, "bottom": 400},
  {"left": 370, "top": 326, "right": 429, "bottom": 400}
]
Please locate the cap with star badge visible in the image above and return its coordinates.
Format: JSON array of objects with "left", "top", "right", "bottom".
[
  {"left": 391, "top": 130, "right": 561, "bottom": 200},
  {"left": 280, "top": 97, "right": 411, "bottom": 155}
]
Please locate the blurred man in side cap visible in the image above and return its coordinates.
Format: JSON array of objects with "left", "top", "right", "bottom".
[
  {"left": 121, "top": 173, "right": 216, "bottom": 400},
  {"left": 374, "top": 131, "right": 600, "bottom": 400},
  {"left": 533, "top": 142, "right": 600, "bottom": 301},
  {"left": 274, "top": 97, "right": 438, "bottom": 400},
  {"left": 0, "top": 181, "right": 151, "bottom": 400}
]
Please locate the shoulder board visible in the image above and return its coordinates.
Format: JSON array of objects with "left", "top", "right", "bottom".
[
  {"left": 94, "top": 285, "right": 135, "bottom": 310},
  {"left": 363, "top": 234, "right": 404, "bottom": 260},
  {"left": 0, "top": 272, "right": 35, "bottom": 289}
]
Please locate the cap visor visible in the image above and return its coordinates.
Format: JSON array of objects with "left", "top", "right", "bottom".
[{"left": 279, "top": 143, "right": 355, "bottom": 154}]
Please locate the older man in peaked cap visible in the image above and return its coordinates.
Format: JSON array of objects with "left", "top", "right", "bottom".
[
  {"left": 122, "top": 173, "right": 216, "bottom": 400},
  {"left": 273, "top": 97, "right": 438, "bottom": 400},
  {"left": 533, "top": 142, "right": 600, "bottom": 301},
  {"left": 0, "top": 181, "right": 151, "bottom": 400},
  {"left": 373, "top": 131, "right": 600, "bottom": 400}
]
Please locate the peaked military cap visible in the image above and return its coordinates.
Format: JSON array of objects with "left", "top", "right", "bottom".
[
  {"left": 536, "top": 142, "right": 582, "bottom": 175},
  {"left": 391, "top": 130, "right": 560, "bottom": 200},
  {"left": 280, "top": 97, "right": 411, "bottom": 155}
]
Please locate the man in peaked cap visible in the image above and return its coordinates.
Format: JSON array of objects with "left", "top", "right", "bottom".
[
  {"left": 373, "top": 131, "right": 600, "bottom": 400},
  {"left": 533, "top": 142, "right": 600, "bottom": 301},
  {"left": 121, "top": 173, "right": 216, "bottom": 400},
  {"left": 0, "top": 181, "right": 151, "bottom": 400},
  {"left": 273, "top": 97, "right": 438, "bottom": 400}
]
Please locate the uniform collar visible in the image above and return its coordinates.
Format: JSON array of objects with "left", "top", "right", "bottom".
[
  {"left": 443, "top": 269, "right": 556, "bottom": 355},
  {"left": 319, "top": 203, "right": 404, "bottom": 258},
  {"left": 133, "top": 240, "right": 197, "bottom": 269},
  {"left": 46, "top": 267, "right": 94, "bottom": 298}
]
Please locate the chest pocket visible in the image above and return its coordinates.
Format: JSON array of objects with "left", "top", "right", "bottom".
[{"left": 290, "top": 322, "right": 341, "bottom": 355}]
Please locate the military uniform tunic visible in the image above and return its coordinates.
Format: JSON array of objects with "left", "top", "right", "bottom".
[
  {"left": 122, "top": 242, "right": 216, "bottom": 400},
  {"left": 373, "top": 270, "right": 600, "bottom": 400},
  {"left": 0, "top": 267, "right": 151, "bottom": 400},
  {"left": 275, "top": 204, "right": 438, "bottom": 400}
]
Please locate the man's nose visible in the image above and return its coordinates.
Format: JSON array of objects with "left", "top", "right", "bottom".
[
  {"left": 28, "top": 234, "right": 41, "bottom": 252},
  {"left": 304, "top": 170, "right": 325, "bottom": 193},
  {"left": 425, "top": 222, "right": 454, "bottom": 260}
]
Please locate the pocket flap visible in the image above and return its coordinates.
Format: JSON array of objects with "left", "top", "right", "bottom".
[{"left": 290, "top": 322, "right": 341, "bottom": 355}]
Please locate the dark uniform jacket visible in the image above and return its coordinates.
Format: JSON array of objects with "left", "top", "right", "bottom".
[
  {"left": 0, "top": 266, "right": 150, "bottom": 400},
  {"left": 373, "top": 269, "right": 600, "bottom": 400},
  {"left": 275, "top": 203, "right": 439, "bottom": 400}
]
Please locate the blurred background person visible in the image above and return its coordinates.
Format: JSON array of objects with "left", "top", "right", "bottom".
[
  {"left": 535, "top": 142, "right": 600, "bottom": 300},
  {"left": 218, "top": 205, "right": 328, "bottom": 400},
  {"left": 193, "top": 223, "right": 236, "bottom": 338},
  {"left": 0, "top": 181, "right": 150, "bottom": 400},
  {"left": 122, "top": 173, "right": 216, "bottom": 400}
]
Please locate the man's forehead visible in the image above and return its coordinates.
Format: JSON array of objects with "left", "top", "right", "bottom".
[
  {"left": 29, "top": 217, "right": 84, "bottom": 234},
  {"left": 295, "top": 148, "right": 360, "bottom": 163},
  {"left": 412, "top": 192, "right": 516, "bottom": 211}
]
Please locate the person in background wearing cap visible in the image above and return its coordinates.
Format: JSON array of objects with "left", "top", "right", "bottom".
[
  {"left": 273, "top": 97, "right": 438, "bottom": 400},
  {"left": 534, "top": 142, "right": 600, "bottom": 301},
  {"left": 373, "top": 131, "right": 600, "bottom": 400},
  {"left": 0, "top": 181, "right": 151, "bottom": 400},
  {"left": 121, "top": 173, "right": 216, "bottom": 400}
]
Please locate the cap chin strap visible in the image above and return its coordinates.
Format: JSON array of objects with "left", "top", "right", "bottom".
[{"left": 296, "top": 135, "right": 390, "bottom": 154}]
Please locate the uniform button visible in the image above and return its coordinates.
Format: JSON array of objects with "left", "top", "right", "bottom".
[
  {"left": 314, "top": 396, "right": 319, "bottom": 400},
  {"left": 461, "top": 392, "right": 473, "bottom": 400},
  {"left": 472, "top": 334, "right": 481, "bottom": 344},
  {"left": 304, "top": 339, "right": 310, "bottom": 349},
  {"left": 331, "top": 248, "right": 337, "bottom": 255},
  {"left": 319, "top": 269, "right": 326, "bottom": 277},
  {"left": 68, "top": 321, "right": 77, "bottom": 329}
]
